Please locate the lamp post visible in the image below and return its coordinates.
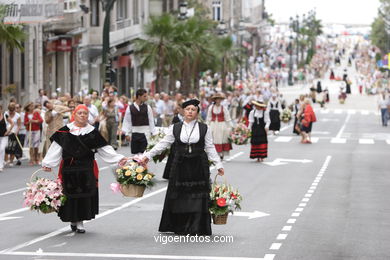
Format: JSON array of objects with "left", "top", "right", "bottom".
[
  {"left": 288, "top": 36, "right": 294, "bottom": 86},
  {"left": 178, "top": 1, "right": 188, "bottom": 20},
  {"left": 101, "top": 0, "right": 116, "bottom": 84},
  {"left": 217, "top": 20, "right": 228, "bottom": 91},
  {"left": 239, "top": 19, "right": 245, "bottom": 81}
]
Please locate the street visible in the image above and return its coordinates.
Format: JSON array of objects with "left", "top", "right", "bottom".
[{"left": 0, "top": 84, "right": 389, "bottom": 260}]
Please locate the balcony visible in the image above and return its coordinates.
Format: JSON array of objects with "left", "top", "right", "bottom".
[{"left": 43, "top": 12, "right": 83, "bottom": 34}]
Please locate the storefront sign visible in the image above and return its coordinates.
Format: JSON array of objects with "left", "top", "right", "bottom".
[{"left": 0, "top": 0, "right": 64, "bottom": 24}]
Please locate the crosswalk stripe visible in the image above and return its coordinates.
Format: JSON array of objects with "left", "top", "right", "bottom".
[
  {"left": 347, "top": 109, "right": 356, "bottom": 114},
  {"left": 387, "top": 140, "right": 390, "bottom": 145},
  {"left": 360, "top": 110, "right": 369, "bottom": 115},
  {"left": 320, "top": 109, "right": 330, "bottom": 114},
  {"left": 334, "top": 109, "right": 342, "bottom": 114},
  {"left": 311, "top": 137, "right": 319, "bottom": 143},
  {"left": 331, "top": 138, "right": 347, "bottom": 144},
  {"left": 274, "top": 136, "right": 292, "bottom": 142},
  {"left": 359, "top": 139, "right": 375, "bottom": 144}
]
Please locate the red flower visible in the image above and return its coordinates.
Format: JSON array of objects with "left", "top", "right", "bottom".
[
  {"left": 230, "top": 193, "right": 237, "bottom": 199},
  {"left": 216, "top": 198, "right": 227, "bottom": 207},
  {"left": 215, "top": 187, "right": 219, "bottom": 193}
]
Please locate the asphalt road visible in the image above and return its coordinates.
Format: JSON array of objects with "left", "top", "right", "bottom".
[{"left": 0, "top": 100, "right": 389, "bottom": 260}]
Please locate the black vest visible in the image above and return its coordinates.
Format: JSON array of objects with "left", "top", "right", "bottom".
[{"left": 130, "top": 104, "right": 149, "bottom": 126}]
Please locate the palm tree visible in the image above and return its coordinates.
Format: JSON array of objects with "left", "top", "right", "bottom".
[
  {"left": 133, "top": 14, "right": 183, "bottom": 93},
  {"left": 0, "top": 5, "right": 26, "bottom": 51}
]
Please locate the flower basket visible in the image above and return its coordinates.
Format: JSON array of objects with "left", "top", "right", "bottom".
[
  {"left": 339, "top": 99, "right": 345, "bottom": 104},
  {"left": 23, "top": 169, "right": 66, "bottom": 214},
  {"left": 280, "top": 109, "right": 292, "bottom": 124},
  {"left": 209, "top": 175, "right": 242, "bottom": 225},
  {"left": 212, "top": 212, "right": 229, "bottom": 225},
  {"left": 113, "top": 159, "right": 155, "bottom": 198},
  {"left": 229, "top": 123, "right": 251, "bottom": 145},
  {"left": 147, "top": 129, "right": 170, "bottom": 163},
  {"left": 120, "top": 184, "right": 146, "bottom": 197}
]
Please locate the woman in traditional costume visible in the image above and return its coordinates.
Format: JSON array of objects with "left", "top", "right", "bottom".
[
  {"left": 206, "top": 93, "right": 233, "bottom": 160},
  {"left": 42, "top": 105, "right": 128, "bottom": 233},
  {"left": 267, "top": 94, "right": 282, "bottom": 135},
  {"left": 142, "top": 99, "right": 224, "bottom": 235},
  {"left": 249, "top": 100, "right": 270, "bottom": 162}
]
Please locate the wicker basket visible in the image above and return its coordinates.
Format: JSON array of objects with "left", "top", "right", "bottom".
[
  {"left": 40, "top": 208, "right": 56, "bottom": 214},
  {"left": 120, "top": 184, "right": 146, "bottom": 197},
  {"left": 339, "top": 99, "right": 345, "bottom": 104},
  {"left": 28, "top": 169, "right": 59, "bottom": 214},
  {"left": 212, "top": 213, "right": 229, "bottom": 225}
]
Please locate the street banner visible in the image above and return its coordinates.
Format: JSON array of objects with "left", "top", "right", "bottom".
[{"left": 0, "top": 0, "right": 64, "bottom": 24}]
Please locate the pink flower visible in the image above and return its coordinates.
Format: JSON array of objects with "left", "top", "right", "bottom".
[{"left": 110, "top": 183, "right": 121, "bottom": 193}]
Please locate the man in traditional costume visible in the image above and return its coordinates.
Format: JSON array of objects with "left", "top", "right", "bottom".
[
  {"left": 122, "top": 89, "right": 157, "bottom": 155},
  {"left": 142, "top": 99, "right": 224, "bottom": 235},
  {"left": 42, "top": 105, "right": 128, "bottom": 233}
]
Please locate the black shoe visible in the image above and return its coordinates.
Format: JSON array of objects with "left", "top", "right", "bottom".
[
  {"left": 70, "top": 224, "right": 77, "bottom": 232},
  {"left": 16, "top": 160, "right": 21, "bottom": 166},
  {"left": 76, "top": 228, "right": 85, "bottom": 233}
]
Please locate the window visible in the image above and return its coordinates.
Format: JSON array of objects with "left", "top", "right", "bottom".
[
  {"left": 9, "top": 49, "right": 14, "bottom": 84},
  {"left": 212, "top": 1, "right": 222, "bottom": 21},
  {"left": 90, "top": 0, "right": 99, "bottom": 26},
  {"left": 21, "top": 42, "right": 25, "bottom": 90},
  {"left": 33, "top": 39, "right": 36, "bottom": 84},
  {"left": 133, "top": 0, "right": 139, "bottom": 24},
  {"left": 64, "top": 0, "right": 78, "bottom": 12},
  {"left": 116, "top": 0, "right": 128, "bottom": 21},
  {"left": 0, "top": 45, "right": 2, "bottom": 99}
]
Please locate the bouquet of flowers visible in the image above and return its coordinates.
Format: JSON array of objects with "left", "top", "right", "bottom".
[
  {"left": 229, "top": 123, "right": 251, "bottom": 145},
  {"left": 280, "top": 109, "right": 292, "bottom": 123},
  {"left": 113, "top": 159, "right": 155, "bottom": 197},
  {"left": 23, "top": 173, "right": 66, "bottom": 214},
  {"left": 209, "top": 178, "right": 242, "bottom": 225},
  {"left": 146, "top": 129, "right": 170, "bottom": 163}
]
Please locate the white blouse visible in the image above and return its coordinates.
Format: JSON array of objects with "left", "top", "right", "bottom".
[
  {"left": 143, "top": 120, "right": 223, "bottom": 170},
  {"left": 206, "top": 105, "right": 234, "bottom": 127},
  {"left": 248, "top": 109, "right": 271, "bottom": 129},
  {"left": 42, "top": 122, "right": 125, "bottom": 168}
]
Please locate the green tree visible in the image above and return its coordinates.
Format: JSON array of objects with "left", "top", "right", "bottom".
[
  {"left": 133, "top": 14, "right": 183, "bottom": 93},
  {"left": 0, "top": 5, "right": 26, "bottom": 51}
]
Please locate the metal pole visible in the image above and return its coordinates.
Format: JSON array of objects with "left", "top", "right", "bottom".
[{"left": 102, "top": 0, "right": 116, "bottom": 84}]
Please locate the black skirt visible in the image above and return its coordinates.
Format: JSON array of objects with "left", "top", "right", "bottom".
[
  {"left": 269, "top": 110, "right": 281, "bottom": 131},
  {"left": 159, "top": 153, "right": 211, "bottom": 235}
]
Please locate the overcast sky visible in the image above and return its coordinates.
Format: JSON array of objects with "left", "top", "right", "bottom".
[{"left": 265, "top": 0, "right": 380, "bottom": 25}]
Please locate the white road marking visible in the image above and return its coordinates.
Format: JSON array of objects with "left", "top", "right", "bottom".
[
  {"left": 320, "top": 109, "right": 330, "bottom": 114},
  {"left": 263, "top": 255, "right": 275, "bottom": 260},
  {"left": 269, "top": 243, "right": 282, "bottom": 250},
  {"left": 360, "top": 110, "right": 369, "bottom": 115},
  {"left": 291, "top": 213, "right": 300, "bottom": 217},
  {"left": 331, "top": 138, "right": 347, "bottom": 144},
  {"left": 307, "top": 190, "right": 314, "bottom": 194},
  {"left": 274, "top": 136, "right": 292, "bottom": 142},
  {"left": 282, "top": 226, "right": 292, "bottom": 231},
  {"left": 286, "top": 219, "right": 296, "bottom": 224},
  {"left": 295, "top": 208, "right": 304, "bottom": 212},
  {"left": 0, "top": 251, "right": 268, "bottom": 260},
  {"left": 231, "top": 211, "right": 270, "bottom": 219},
  {"left": 0, "top": 151, "right": 245, "bottom": 254},
  {"left": 334, "top": 109, "right": 342, "bottom": 114},
  {"left": 299, "top": 203, "right": 307, "bottom": 207},
  {"left": 0, "top": 188, "right": 26, "bottom": 197},
  {"left": 387, "top": 140, "right": 390, "bottom": 145},
  {"left": 0, "top": 208, "right": 29, "bottom": 218},
  {"left": 276, "top": 234, "right": 288, "bottom": 240},
  {"left": 335, "top": 114, "right": 351, "bottom": 139},
  {"left": 310, "top": 137, "right": 319, "bottom": 143},
  {"left": 347, "top": 109, "right": 356, "bottom": 114},
  {"left": 359, "top": 139, "right": 374, "bottom": 144},
  {"left": 279, "top": 125, "right": 293, "bottom": 132},
  {"left": 302, "top": 198, "right": 310, "bottom": 202}
]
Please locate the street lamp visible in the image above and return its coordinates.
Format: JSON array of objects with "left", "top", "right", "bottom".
[
  {"left": 102, "top": 0, "right": 116, "bottom": 85},
  {"left": 217, "top": 20, "right": 227, "bottom": 35},
  {"left": 239, "top": 19, "right": 245, "bottom": 81},
  {"left": 178, "top": 1, "right": 188, "bottom": 20},
  {"left": 288, "top": 36, "right": 294, "bottom": 86}
]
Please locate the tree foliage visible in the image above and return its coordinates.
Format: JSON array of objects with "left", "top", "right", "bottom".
[{"left": 0, "top": 5, "right": 26, "bottom": 51}]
